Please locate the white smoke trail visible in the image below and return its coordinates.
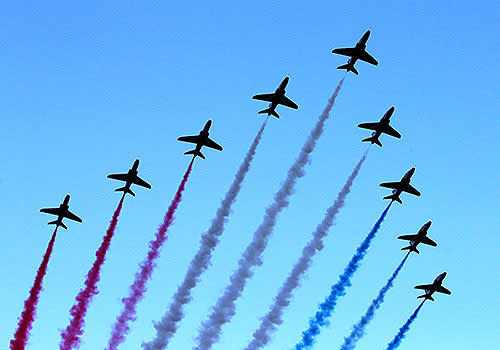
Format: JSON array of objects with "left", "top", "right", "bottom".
[
  {"left": 141, "top": 120, "right": 268, "bottom": 350},
  {"left": 194, "top": 78, "right": 345, "bottom": 350},
  {"left": 244, "top": 150, "right": 368, "bottom": 350}
]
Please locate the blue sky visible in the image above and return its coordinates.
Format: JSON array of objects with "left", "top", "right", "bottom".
[{"left": 1, "top": 1, "right": 498, "bottom": 349}]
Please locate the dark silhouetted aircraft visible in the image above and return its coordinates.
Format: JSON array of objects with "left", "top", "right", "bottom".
[
  {"left": 252, "top": 76, "right": 298, "bottom": 118},
  {"left": 415, "top": 272, "right": 451, "bottom": 301},
  {"left": 398, "top": 221, "right": 437, "bottom": 254},
  {"left": 40, "top": 194, "right": 82, "bottom": 229},
  {"left": 358, "top": 106, "right": 401, "bottom": 147},
  {"left": 332, "top": 30, "right": 378, "bottom": 75},
  {"left": 177, "top": 119, "right": 223, "bottom": 159},
  {"left": 380, "top": 167, "right": 421, "bottom": 204},
  {"left": 107, "top": 158, "right": 151, "bottom": 197}
]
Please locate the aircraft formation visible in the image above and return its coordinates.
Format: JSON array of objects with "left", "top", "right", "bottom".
[{"left": 10, "top": 29, "right": 451, "bottom": 350}]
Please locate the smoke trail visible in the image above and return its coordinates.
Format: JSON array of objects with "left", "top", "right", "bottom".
[
  {"left": 195, "top": 78, "right": 345, "bottom": 350},
  {"left": 340, "top": 251, "right": 411, "bottom": 350},
  {"left": 142, "top": 120, "right": 267, "bottom": 350},
  {"left": 386, "top": 301, "right": 425, "bottom": 350},
  {"left": 10, "top": 228, "right": 58, "bottom": 350},
  {"left": 59, "top": 195, "right": 125, "bottom": 350},
  {"left": 244, "top": 151, "right": 368, "bottom": 350},
  {"left": 295, "top": 202, "right": 393, "bottom": 350},
  {"left": 106, "top": 160, "right": 194, "bottom": 350}
]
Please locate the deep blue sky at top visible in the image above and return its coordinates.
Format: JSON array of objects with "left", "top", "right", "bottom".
[{"left": 0, "top": 1, "right": 498, "bottom": 349}]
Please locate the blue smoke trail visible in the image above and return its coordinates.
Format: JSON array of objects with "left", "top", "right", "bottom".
[
  {"left": 386, "top": 301, "right": 425, "bottom": 349},
  {"left": 294, "top": 202, "right": 393, "bottom": 350},
  {"left": 340, "top": 252, "right": 411, "bottom": 350}
]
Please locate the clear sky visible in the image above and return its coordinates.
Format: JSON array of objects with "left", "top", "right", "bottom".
[{"left": 1, "top": 1, "right": 498, "bottom": 349}]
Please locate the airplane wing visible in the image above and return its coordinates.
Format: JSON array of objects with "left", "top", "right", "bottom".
[
  {"left": 404, "top": 184, "right": 421, "bottom": 196},
  {"left": 422, "top": 237, "right": 438, "bottom": 247},
  {"left": 177, "top": 135, "right": 201, "bottom": 144},
  {"left": 63, "top": 210, "right": 83, "bottom": 223},
  {"left": 107, "top": 173, "right": 129, "bottom": 181},
  {"left": 40, "top": 207, "right": 62, "bottom": 215},
  {"left": 382, "top": 125, "right": 401, "bottom": 138},
  {"left": 397, "top": 234, "right": 419, "bottom": 241},
  {"left": 331, "top": 47, "right": 355, "bottom": 57},
  {"left": 380, "top": 181, "right": 402, "bottom": 190},
  {"left": 278, "top": 96, "right": 298, "bottom": 109},
  {"left": 204, "top": 137, "right": 223, "bottom": 151},
  {"left": 358, "top": 122, "right": 380, "bottom": 131},
  {"left": 437, "top": 286, "right": 451, "bottom": 295},
  {"left": 252, "top": 93, "right": 275, "bottom": 102},
  {"left": 131, "top": 175, "right": 152, "bottom": 189},
  {"left": 359, "top": 50, "right": 378, "bottom": 65},
  {"left": 414, "top": 284, "right": 434, "bottom": 290}
]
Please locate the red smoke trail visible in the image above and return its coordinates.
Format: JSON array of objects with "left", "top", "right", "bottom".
[
  {"left": 59, "top": 195, "right": 125, "bottom": 350},
  {"left": 10, "top": 227, "right": 58, "bottom": 350},
  {"left": 106, "top": 160, "right": 194, "bottom": 350}
]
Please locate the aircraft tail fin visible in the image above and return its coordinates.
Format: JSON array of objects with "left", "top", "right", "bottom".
[
  {"left": 184, "top": 149, "right": 205, "bottom": 159},
  {"left": 337, "top": 63, "right": 358, "bottom": 75},
  {"left": 418, "top": 294, "right": 434, "bottom": 301},
  {"left": 258, "top": 108, "right": 279, "bottom": 119},
  {"left": 362, "top": 136, "right": 382, "bottom": 147},
  {"left": 115, "top": 187, "right": 135, "bottom": 197},
  {"left": 49, "top": 220, "right": 67, "bottom": 230},
  {"left": 402, "top": 246, "right": 419, "bottom": 254},
  {"left": 384, "top": 194, "right": 402, "bottom": 204}
]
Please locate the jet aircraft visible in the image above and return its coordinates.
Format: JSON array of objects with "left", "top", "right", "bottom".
[
  {"left": 40, "top": 194, "right": 82, "bottom": 230},
  {"left": 414, "top": 272, "right": 451, "bottom": 301},
  {"left": 358, "top": 106, "right": 401, "bottom": 147},
  {"left": 177, "top": 119, "right": 223, "bottom": 159},
  {"left": 380, "top": 167, "right": 421, "bottom": 204},
  {"left": 107, "top": 158, "right": 151, "bottom": 196},
  {"left": 332, "top": 30, "right": 378, "bottom": 75},
  {"left": 398, "top": 221, "right": 437, "bottom": 254},
  {"left": 252, "top": 76, "right": 298, "bottom": 118}
]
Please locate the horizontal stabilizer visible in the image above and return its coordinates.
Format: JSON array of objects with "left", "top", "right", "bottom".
[
  {"left": 337, "top": 63, "right": 358, "bottom": 75},
  {"left": 362, "top": 136, "right": 382, "bottom": 147},
  {"left": 115, "top": 186, "right": 135, "bottom": 197},
  {"left": 49, "top": 220, "right": 67, "bottom": 230},
  {"left": 384, "top": 194, "right": 402, "bottom": 204},
  {"left": 258, "top": 108, "right": 279, "bottom": 119},
  {"left": 418, "top": 294, "right": 434, "bottom": 301},
  {"left": 185, "top": 149, "right": 205, "bottom": 159},
  {"left": 401, "top": 246, "right": 419, "bottom": 254}
]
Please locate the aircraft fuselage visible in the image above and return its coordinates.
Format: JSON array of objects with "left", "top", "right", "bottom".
[
  {"left": 267, "top": 77, "right": 289, "bottom": 111},
  {"left": 407, "top": 221, "right": 432, "bottom": 248},
  {"left": 192, "top": 119, "right": 212, "bottom": 153},
  {"left": 56, "top": 195, "right": 70, "bottom": 223},
  {"left": 347, "top": 30, "right": 370, "bottom": 65},
  {"left": 401, "top": 167, "right": 416, "bottom": 185}
]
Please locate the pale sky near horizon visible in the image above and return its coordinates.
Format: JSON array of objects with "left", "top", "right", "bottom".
[{"left": 1, "top": 1, "right": 498, "bottom": 349}]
